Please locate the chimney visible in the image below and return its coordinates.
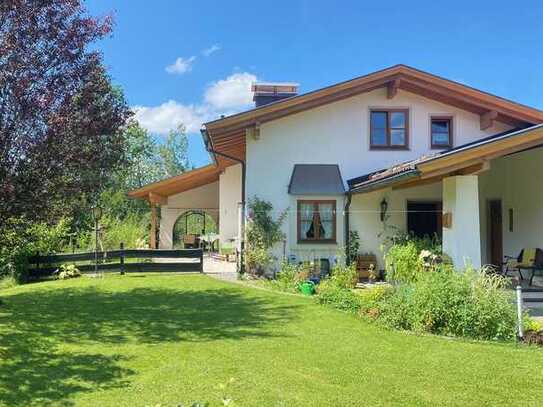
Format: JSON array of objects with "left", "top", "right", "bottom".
[{"left": 252, "top": 82, "right": 299, "bottom": 107}]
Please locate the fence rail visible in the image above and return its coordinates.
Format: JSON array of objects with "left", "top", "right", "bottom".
[{"left": 27, "top": 244, "right": 204, "bottom": 278}]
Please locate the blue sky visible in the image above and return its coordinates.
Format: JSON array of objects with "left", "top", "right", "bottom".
[{"left": 86, "top": 0, "right": 543, "bottom": 167}]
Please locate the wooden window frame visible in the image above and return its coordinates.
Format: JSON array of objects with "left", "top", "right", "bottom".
[
  {"left": 370, "top": 109, "right": 409, "bottom": 150},
  {"left": 297, "top": 200, "right": 337, "bottom": 244},
  {"left": 430, "top": 116, "right": 453, "bottom": 149}
]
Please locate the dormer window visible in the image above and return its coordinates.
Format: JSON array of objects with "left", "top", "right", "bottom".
[
  {"left": 431, "top": 116, "right": 453, "bottom": 148},
  {"left": 370, "top": 109, "right": 409, "bottom": 149}
]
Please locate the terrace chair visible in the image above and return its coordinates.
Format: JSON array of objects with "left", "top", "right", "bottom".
[
  {"left": 504, "top": 248, "right": 543, "bottom": 286},
  {"left": 183, "top": 234, "right": 199, "bottom": 249}
]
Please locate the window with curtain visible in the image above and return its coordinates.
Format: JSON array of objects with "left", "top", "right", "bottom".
[{"left": 297, "top": 200, "right": 336, "bottom": 242}]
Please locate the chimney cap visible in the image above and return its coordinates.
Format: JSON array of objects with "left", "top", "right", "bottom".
[{"left": 252, "top": 82, "right": 299, "bottom": 94}]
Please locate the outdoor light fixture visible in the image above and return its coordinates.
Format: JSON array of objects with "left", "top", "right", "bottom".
[
  {"left": 92, "top": 206, "right": 103, "bottom": 221},
  {"left": 380, "top": 198, "right": 388, "bottom": 222}
]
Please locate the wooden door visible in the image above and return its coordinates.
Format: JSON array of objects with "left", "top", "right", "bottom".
[{"left": 489, "top": 200, "right": 503, "bottom": 267}]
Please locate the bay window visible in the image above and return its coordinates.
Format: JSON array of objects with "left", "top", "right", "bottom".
[{"left": 297, "top": 200, "right": 336, "bottom": 243}]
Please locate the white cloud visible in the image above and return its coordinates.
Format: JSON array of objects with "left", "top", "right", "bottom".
[
  {"left": 165, "top": 56, "right": 196, "bottom": 74},
  {"left": 133, "top": 101, "right": 212, "bottom": 134},
  {"left": 134, "top": 71, "right": 258, "bottom": 135},
  {"left": 204, "top": 72, "right": 257, "bottom": 109},
  {"left": 202, "top": 44, "right": 221, "bottom": 57}
]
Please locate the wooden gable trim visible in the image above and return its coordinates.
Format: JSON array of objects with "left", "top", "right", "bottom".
[
  {"left": 480, "top": 110, "right": 498, "bottom": 130},
  {"left": 128, "top": 164, "right": 222, "bottom": 200},
  {"left": 205, "top": 65, "right": 543, "bottom": 137},
  {"left": 387, "top": 79, "right": 400, "bottom": 99}
]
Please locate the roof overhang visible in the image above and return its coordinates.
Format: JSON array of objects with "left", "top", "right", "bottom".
[
  {"left": 288, "top": 164, "right": 345, "bottom": 195},
  {"left": 203, "top": 64, "right": 543, "bottom": 163},
  {"left": 128, "top": 164, "right": 221, "bottom": 203},
  {"left": 349, "top": 124, "right": 543, "bottom": 194}
]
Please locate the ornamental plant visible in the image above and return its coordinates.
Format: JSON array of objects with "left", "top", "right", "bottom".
[{"left": 244, "top": 197, "right": 287, "bottom": 276}]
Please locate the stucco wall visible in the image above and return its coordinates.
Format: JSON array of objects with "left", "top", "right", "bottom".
[
  {"left": 478, "top": 147, "right": 543, "bottom": 264},
  {"left": 246, "top": 87, "right": 508, "bottom": 259},
  {"left": 158, "top": 181, "right": 219, "bottom": 249},
  {"left": 442, "top": 176, "right": 482, "bottom": 268},
  {"left": 349, "top": 182, "right": 442, "bottom": 269},
  {"left": 219, "top": 164, "right": 242, "bottom": 247}
]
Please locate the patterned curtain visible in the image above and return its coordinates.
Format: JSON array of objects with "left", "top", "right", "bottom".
[
  {"left": 318, "top": 203, "right": 334, "bottom": 239},
  {"left": 300, "top": 203, "right": 314, "bottom": 239}
]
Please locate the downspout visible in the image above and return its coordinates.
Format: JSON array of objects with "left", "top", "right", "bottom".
[
  {"left": 344, "top": 190, "right": 353, "bottom": 265},
  {"left": 201, "top": 128, "right": 246, "bottom": 274}
]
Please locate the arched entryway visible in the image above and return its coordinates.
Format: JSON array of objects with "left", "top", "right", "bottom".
[{"left": 172, "top": 210, "right": 218, "bottom": 250}]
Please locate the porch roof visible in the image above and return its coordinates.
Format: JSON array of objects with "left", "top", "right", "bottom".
[
  {"left": 348, "top": 123, "right": 543, "bottom": 194},
  {"left": 128, "top": 164, "right": 221, "bottom": 204}
]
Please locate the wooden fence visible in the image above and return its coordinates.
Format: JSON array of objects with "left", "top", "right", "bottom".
[{"left": 27, "top": 243, "right": 204, "bottom": 279}]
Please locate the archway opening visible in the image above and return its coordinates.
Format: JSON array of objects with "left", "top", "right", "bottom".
[{"left": 172, "top": 210, "right": 218, "bottom": 250}]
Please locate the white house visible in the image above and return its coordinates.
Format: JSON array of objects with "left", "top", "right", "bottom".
[{"left": 129, "top": 65, "right": 543, "bottom": 272}]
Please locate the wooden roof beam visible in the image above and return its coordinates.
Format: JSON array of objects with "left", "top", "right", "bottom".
[
  {"left": 387, "top": 79, "right": 400, "bottom": 99},
  {"left": 148, "top": 192, "right": 167, "bottom": 205},
  {"left": 480, "top": 110, "right": 498, "bottom": 130}
]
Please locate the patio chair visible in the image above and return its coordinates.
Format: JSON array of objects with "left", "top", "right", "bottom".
[
  {"left": 183, "top": 234, "right": 199, "bottom": 249},
  {"left": 504, "top": 248, "right": 543, "bottom": 286}
]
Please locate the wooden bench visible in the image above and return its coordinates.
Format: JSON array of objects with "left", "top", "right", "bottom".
[{"left": 356, "top": 254, "right": 377, "bottom": 281}]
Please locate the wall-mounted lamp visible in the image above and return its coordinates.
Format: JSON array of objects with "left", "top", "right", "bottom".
[{"left": 380, "top": 198, "right": 388, "bottom": 222}]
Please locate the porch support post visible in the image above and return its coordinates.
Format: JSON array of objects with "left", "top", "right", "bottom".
[
  {"left": 150, "top": 203, "right": 158, "bottom": 249},
  {"left": 442, "top": 175, "right": 482, "bottom": 269}
]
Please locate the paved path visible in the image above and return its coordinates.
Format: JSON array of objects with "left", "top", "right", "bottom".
[{"left": 203, "top": 255, "right": 238, "bottom": 282}]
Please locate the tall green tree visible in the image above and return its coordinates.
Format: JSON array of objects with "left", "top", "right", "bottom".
[{"left": 159, "top": 125, "right": 191, "bottom": 178}]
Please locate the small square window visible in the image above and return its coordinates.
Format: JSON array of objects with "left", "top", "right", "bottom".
[
  {"left": 431, "top": 117, "right": 452, "bottom": 148},
  {"left": 370, "top": 110, "right": 409, "bottom": 149}
]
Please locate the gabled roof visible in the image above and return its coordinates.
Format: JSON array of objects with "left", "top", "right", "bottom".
[
  {"left": 203, "top": 64, "right": 543, "bottom": 163},
  {"left": 348, "top": 124, "right": 543, "bottom": 194},
  {"left": 128, "top": 165, "right": 220, "bottom": 203}
]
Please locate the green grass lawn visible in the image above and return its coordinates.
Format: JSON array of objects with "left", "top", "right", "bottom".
[{"left": 0, "top": 274, "right": 542, "bottom": 406}]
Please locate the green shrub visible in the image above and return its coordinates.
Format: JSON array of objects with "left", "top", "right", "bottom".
[
  {"left": 0, "top": 274, "right": 18, "bottom": 290},
  {"left": 315, "top": 263, "right": 360, "bottom": 312},
  {"left": 346, "top": 230, "right": 360, "bottom": 265},
  {"left": 375, "top": 269, "right": 518, "bottom": 341},
  {"left": 314, "top": 257, "right": 519, "bottom": 341},
  {"left": 524, "top": 316, "right": 541, "bottom": 333},
  {"left": 384, "top": 233, "right": 443, "bottom": 284},
  {"left": 245, "top": 197, "right": 287, "bottom": 276},
  {"left": 0, "top": 217, "right": 71, "bottom": 282},
  {"left": 266, "top": 261, "right": 311, "bottom": 293},
  {"left": 78, "top": 214, "right": 147, "bottom": 252},
  {"left": 373, "top": 284, "right": 415, "bottom": 330},
  {"left": 328, "top": 263, "right": 358, "bottom": 289},
  {"left": 55, "top": 264, "right": 81, "bottom": 280},
  {"left": 356, "top": 284, "right": 393, "bottom": 317},
  {"left": 316, "top": 280, "right": 361, "bottom": 313}
]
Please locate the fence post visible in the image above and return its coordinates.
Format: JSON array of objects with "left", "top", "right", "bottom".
[
  {"left": 199, "top": 248, "right": 204, "bottom": 273},
  {"left": 36, "top": 251, "right": 40, "bottom": 278},
  {"left": 120, "top": 242, "right": 125, "bottom": 275},
  {"left": 516, "top": 285, "right": 524, "bottom": 340}
]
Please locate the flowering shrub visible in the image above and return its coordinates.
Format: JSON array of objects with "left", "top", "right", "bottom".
[
  {"left": 55, "top": 264, "right": 81, "bottom": 280},
  {"left": 384, "top": 233, "right": 444, "bottom": 283}
]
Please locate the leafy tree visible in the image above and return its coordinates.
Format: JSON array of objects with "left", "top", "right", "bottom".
[
  {"left": 0, "top": 0, "right": 131, "bottom": 224},
  {"left": 159, "top": 125, "right": 191, "bottom": 178}
]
